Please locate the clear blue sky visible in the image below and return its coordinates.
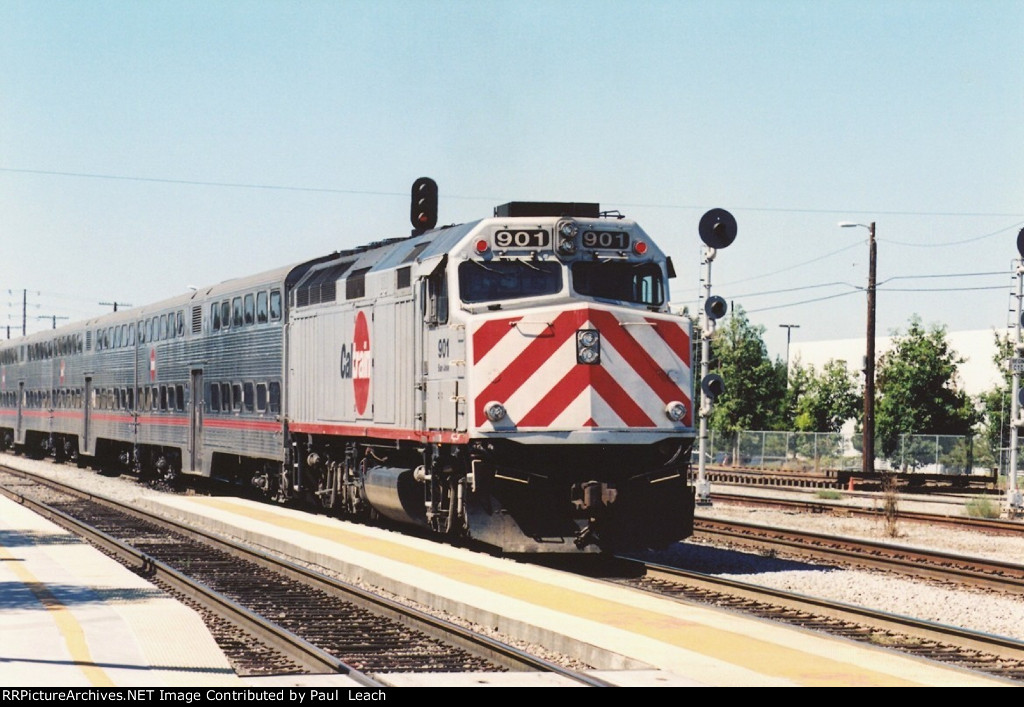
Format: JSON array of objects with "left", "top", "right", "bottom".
[{"left": 2, "top": 0, "right": 1022, "bottom": 366}]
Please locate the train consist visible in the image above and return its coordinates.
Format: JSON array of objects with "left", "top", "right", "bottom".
[{"left": 0, "top": 181, "right": 699, "bottom": 553}]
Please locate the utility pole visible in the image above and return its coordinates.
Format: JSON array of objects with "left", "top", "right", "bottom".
[
  {"left": 779, "top": 324, "right": 800, "bottom": 383},
  {"left": 839, "top": 221, "right": 877, "bottom": 477},
  {"left": 37, "top": 315, "right": 69, "bottom": 330}
]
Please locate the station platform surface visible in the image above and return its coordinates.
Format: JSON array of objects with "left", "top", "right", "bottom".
[
  {"left": 137, "top": 492, "right": 1013, "bottom": 688},
  {"left": 0, "top": 493, "right": 242, "bottom": 687}
]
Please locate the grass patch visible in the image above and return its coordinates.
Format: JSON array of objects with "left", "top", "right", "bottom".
[
  {"left": 965, "top": 497, "right": 1001, "bottom": 519},
  {"left": 815, "top": 489, "right": 843, "bottom": 500}
]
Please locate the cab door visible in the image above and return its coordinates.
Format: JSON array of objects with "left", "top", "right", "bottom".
[{"left": 418, "top": 257, "right": 465, "bottom": 432}]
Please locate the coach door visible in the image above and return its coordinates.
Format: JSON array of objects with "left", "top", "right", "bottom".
[
  {"left": 16, "top": 381, "right": 23, "bottom": 442},
  {"left": 189, "top": 370, "right": 203, "bottom": 472},
  {"left": 83, "top": 377, "right": 92, "bottom": 453}
]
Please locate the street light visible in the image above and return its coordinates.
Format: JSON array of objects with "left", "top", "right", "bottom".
[{"left": 838, "top": 221, "right": 876, "bottom": 477}]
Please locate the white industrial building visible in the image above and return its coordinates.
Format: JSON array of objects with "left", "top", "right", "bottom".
[{"left": 788, "top": 329, "right": 1006, "bottom": 398}]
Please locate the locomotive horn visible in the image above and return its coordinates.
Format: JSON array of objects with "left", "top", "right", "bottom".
[{"left": 699, "top": 208, "right": 737, "bottom": 249}]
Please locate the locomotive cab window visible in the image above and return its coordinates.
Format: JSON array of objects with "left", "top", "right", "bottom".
[
  {"left": 570, "top": 261, "right": 665, "bottom": 307},
  {"left": 458, "top": 260, "right": 562, "bottom": 304}
]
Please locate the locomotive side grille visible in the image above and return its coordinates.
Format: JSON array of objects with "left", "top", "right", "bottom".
[{"left": 191, "top": 306, "right": 202, "bottom": 334}]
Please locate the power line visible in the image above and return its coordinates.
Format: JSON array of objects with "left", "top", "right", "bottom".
[{"left": 3, "top": 166, "right": 1023, "bottom": 218}]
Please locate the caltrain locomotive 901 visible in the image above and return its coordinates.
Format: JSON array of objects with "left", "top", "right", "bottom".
[{"left": 0, "top": 181, "right": 699, "bottom": 553}]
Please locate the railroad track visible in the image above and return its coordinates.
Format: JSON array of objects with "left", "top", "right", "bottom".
[
  {"left": 708, "top": 491, "right": 1024, "bottom": 536},
  {"left": 614, "top": 560, "right": 1024, "bottom": 684},
  {"left": 0, "top": 466, "right": 611, "bottom": 687},
  {"left": 692, "top": 516, "right": 1024, "bottom": 594}
]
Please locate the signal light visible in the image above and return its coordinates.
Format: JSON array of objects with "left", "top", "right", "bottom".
[
  {"left": 701, "top": 374, "right": 725, "bottom": 401},
  {"left": 410, "top": 177, "right": 438, "bottom": 233},
  {"left": 704, "top": 295, "right": 728, "bottom": 321}
]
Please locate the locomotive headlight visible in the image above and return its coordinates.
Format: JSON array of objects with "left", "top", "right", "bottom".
[
  {"left": 485, "top": 401, "right": 507, "bottom": 422},
  {"left": 557, "top": 219, "right": 579, "bottom": 255},
  {"left": 665, "top": 401, "right": 688, "bottom": 422},
  {"left": 576, "top": 329, "right": 601, "bottom": 365}
]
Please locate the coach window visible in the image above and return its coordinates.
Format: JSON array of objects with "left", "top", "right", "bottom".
[
  {"left": 243, "top": 382, "right": 254, "bottom": 412},
  {"left": 177, "top": 311, "right": 184, "bottom": 337},
  {"left": 220, "top": 383, "right": 231, "bottom": 411},
  {"left": 209, "top": 383, "right": 221, "bottom": 412},
  {"left": 269, "top": 290, "right": 282, "bottom": 320},
  {"left": 168, "top": 385, "right": 176, "bottom": 411},
  {"left": 244, "top": 294, "right": 255, "bottom": 325},
  {"left": 220, "top": 301, "right": 231, "bottom": 329},
  {"left": 145, "top": 318, "right": 153, "bottom": 343},
  {"left": 211, "top": 303, "right": 221, "bottom": 331},
  {"left": 159, "top": 314, "right": 167, "bottom": 340},
  {"left": 231, "top": 383, "right": 242, "bottom": 412},
  {"left": 176, "top": 384, "right": 185, "bottom": 411},
  {"left": 232, "top": 297, "right": 243, "bottom": 327},
  {"left": 256, "top": 292, "right": 269, "bottom": 323},
  {"left": 256, "top": 383, "right": 267, "bottom": 413},
  {"left": 268, "top": 381, "right": 281, "bottom": 414}
]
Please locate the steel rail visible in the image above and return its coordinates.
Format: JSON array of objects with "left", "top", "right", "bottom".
[
  {"left": 693, "top": 516, "right": 1024, "bottom": 593},
  {"left": 707, "top": 491, "right": 1024, "bottom": 535},
  {"left": 0, "top": 481, "right": 383, "bottom": 685},
  {"left": 0, "top": 466, "right": 612, "bottom": 687},
  {"left": 638, "top": 560, "right": 1024, "bottom": 669}
]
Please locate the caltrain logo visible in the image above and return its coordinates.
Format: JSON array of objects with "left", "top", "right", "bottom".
[
  {"left": 339, "top": 310, "right": 371, "bottom": 415},
  {"left": 149, "top": 348, "right": 157, "bottom": 381}
]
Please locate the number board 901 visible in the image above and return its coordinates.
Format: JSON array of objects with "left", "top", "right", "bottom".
[
  {"left": 493, "top": 229, "right": 550, "bottom": 249},
  {"left": 582, "top": 231, "right": 631, "bottom": 249}
]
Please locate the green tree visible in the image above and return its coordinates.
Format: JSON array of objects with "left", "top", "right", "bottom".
[
  {"left": 708, "top": 307, "right": 787, "bottom": 442},
  {"left": 794, "top": 359, "right": 861, "bottom": 433},
  {"left": 976, "top": 330, "right": 1013, "bottom": 470},
  {"left": 875, "top": 316, "right": 978, "bottom": 465},
  {"left": 781, "top": 356, "right": 814, "bottom": 430}
]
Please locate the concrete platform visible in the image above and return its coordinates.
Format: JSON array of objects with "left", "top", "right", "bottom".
[
  {"left": 140, "top": 493, "right": 1014, "bottom": 687},
  {"left": 0, "top": 494, "right": 241, "bottom": 687}
]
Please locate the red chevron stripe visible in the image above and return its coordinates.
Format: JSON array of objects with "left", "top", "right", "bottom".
[
  {"left": 590, "top": 365, "right": 657, "bottom": 426},
  {"left": 517, "top": 363, "right": 657, "bottom": 428},
  {"left": 472, "top": 316, "right": 523, "bottom": 363},
  {"left": 645, "top": 316, "right": 691, "bottom": 363},
  {"left": 473, "top": 309, "right": 588, "bottom": 426},
  {"left": 517, "top": 365, "right": 589, "bottom": 427},
  {"left": 589, "top": 310, "right": 689, "bottom": 404}
]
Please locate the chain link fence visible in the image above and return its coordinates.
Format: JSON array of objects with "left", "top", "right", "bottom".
[{"left": 697, "top": 430, "right": 985, "bottom": 476}]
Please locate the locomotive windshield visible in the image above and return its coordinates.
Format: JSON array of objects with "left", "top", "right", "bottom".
[
  {"left": 458, "top": 260, "right": 562, "bottom": 303},
  {"left": 571, "top": 261, "right": 665, "bottom": 306}
]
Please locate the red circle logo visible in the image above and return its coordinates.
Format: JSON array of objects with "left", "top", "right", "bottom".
[{"left": 353, "top": 311, "right": 370, "bottom": 416}]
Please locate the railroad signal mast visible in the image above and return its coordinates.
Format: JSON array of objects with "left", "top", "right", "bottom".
[
  {"left": 695, "top": 209, "right": 737, "bottom": 506},
  {"left": 1008, "top": 229, "right": 1024, "bottom": 517}
]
